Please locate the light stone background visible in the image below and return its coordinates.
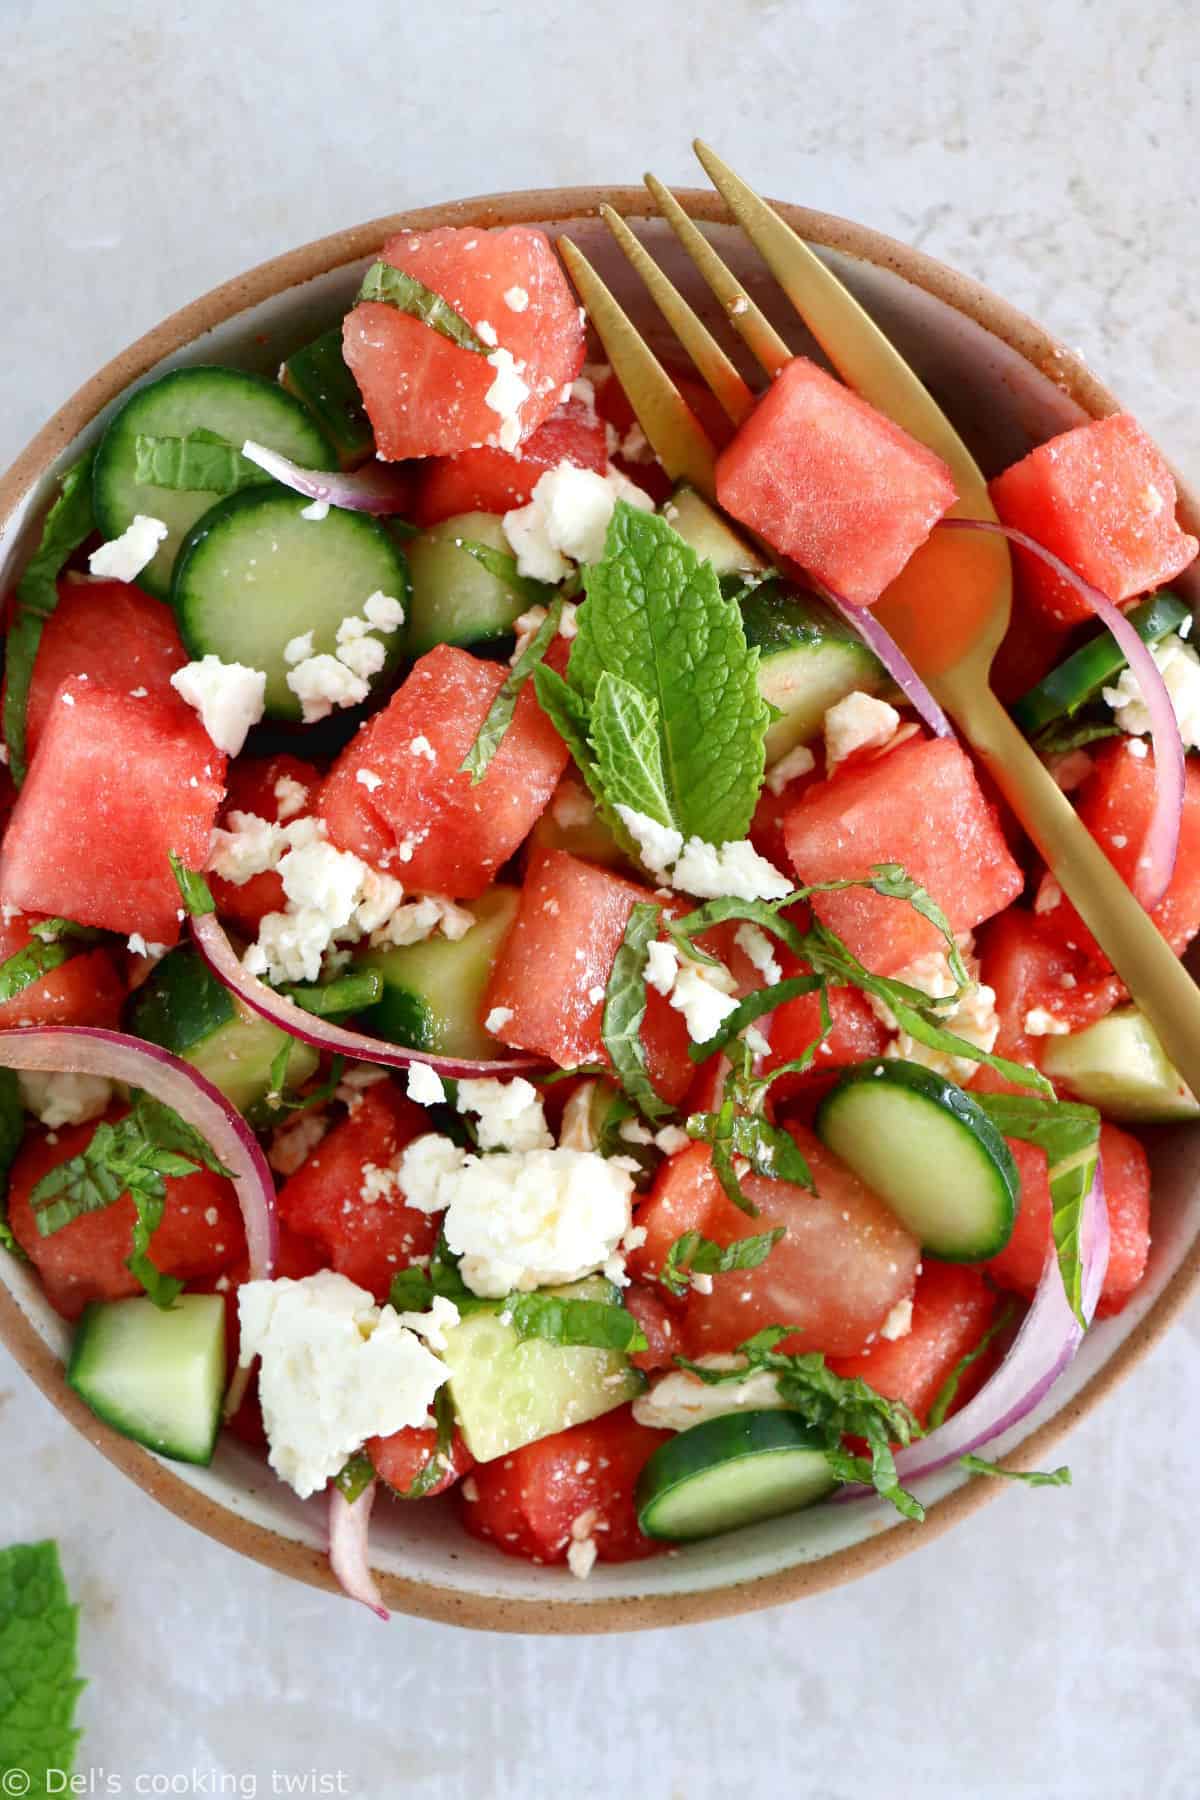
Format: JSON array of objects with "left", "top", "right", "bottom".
[{"left": 3, "top": 2, "right": 1198, "bottom": 1795}]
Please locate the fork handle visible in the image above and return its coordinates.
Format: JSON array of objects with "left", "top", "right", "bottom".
[{"left": 942, "top": 674, "right": 1200, "bottom": 1096}]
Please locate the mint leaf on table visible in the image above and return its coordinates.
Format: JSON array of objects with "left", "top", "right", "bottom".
[
  {"left": 133, "top": 429, "right": 263, "bottom": 494},
  {"left": 4, "top": 454, "right": 96, "bottom": 785},
  {"left": 357, "top": 261, "right": 490, "bottom": 354},
  {"left": 976, "top": 1093, "right": 1101, "bottom": 1328},
  {"left": 0, "top": 1541, "right": 84, "bottom": 1792}
]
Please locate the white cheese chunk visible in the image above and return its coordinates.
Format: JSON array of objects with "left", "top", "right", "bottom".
[
  {"left": 765, "top": 743, "right": 816, "bottom": 796},
  {"left": 88, "top": 514, "right": 168, "bottom": 582},
  {"left": 823, "top": 690, "right": 901, "bottom": 769},
  {"left": 17, "top": 1070, "right": 113, "bottom": 1129},
  {"left": 455, "top": 1076, "right": 553, "bottom": 1151},
  {"left": 502, "top": 463, "right": 654, "bottom": 583},
  {"left": 484, "top": 348, "right": 531, "bottom": 452},
  {"left": 614, "top": 807, "right": 684, "bottom": 881},
  {"left": 633, "top": 1361, "right": 786, "bottom": 1432},
  {"left": 671, "top": 837, "right": 791, "bottom": 902},
  {"left": 285, "top": 652, "right": 370, "bottom": 724},
  {"left": 1103, "top": 632, "right": 1200, "bottom": 747},
  {"left": 170, "top": 655, "right": 266, "bottom": 756},
  {"left": 406, "top": 1062, "right": 447, "bottom": 1108}
]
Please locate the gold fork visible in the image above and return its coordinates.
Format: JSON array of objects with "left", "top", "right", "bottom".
[{"left": 558, "top": 142, "right": 1200, "bottom": 1097}]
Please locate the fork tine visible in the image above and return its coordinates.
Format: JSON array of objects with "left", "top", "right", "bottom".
[
  {"left": 692, "top": 139, "right": 972, "bottom": 473},
  {"left": 598, "top": 204, "right": 755, "bottom": 426},
  {"left": 556, "top": 236, "right": 718, "bottom": 496},
  {"left": 643, "top": 172, "right": 791, "bottom": 380}
]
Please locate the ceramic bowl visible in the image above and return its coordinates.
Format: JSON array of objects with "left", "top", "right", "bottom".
[{"left": 1, "top": 187, "right": 1197, "bottom": 1634}]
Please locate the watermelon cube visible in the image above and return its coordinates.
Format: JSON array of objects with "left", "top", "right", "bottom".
[
  {"left": 483, "top": 848, "right": 695, "bottom": 1104},
  {"left": 714, "top": 357, "right": 958, "bottom": 607},
  {"left": 317, "top": 644, "right": 568, "bottom": 897},
  {"left": 414, "top": 394, "right": 607, "bottom": 526},
  {"left": 782, "top": 735, "right": 1024, "bottom": 973},
  {"left": 343, "top": 226, "right": 586, "bottom": 461},
  {"left": 1033, "top": 740, "right": 1200, "bottom": 968},
  {"left": 976, "top": 907, "right": 1123, "bottom": 1057},
  {"left": 0, "top": 678, "right": 226, "bottom": 944},
  {"left": 828, "top": 1260, "right": 1002, "bottom": 1425},
  {"left": 989, "top": 413, "right": 1199, "bottom": 627},
  {"left": 0, "top": 910, "right": 125, "bottom": 1030}
]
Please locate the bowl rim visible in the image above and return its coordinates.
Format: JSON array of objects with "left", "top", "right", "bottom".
[{"left": 2, "top": 184, "right": 1196, "bottom": 1635}]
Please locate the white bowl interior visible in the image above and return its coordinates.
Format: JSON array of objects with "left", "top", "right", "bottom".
[{"left": 2, "top": 209, "right": 1197, "bottom": 1615}]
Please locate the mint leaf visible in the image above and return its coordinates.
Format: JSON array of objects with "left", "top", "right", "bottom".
[
  {"left": 0, "top": 1540, "right": 84, "bottom": 1791},
  {"left": 334, "top": 1451, "right": 375, "bottom": 1504},
  {"left": 659, "top": 1226, "right": 785, "bottom": 1298},
  {"left": 502, "top": 1290, "right": 647, "bottom": 1354},
  {"left": 247, "top": 1051, "right": 345, "bottom": 1128},
  {"left": 452, "top": 537, "right": 558, "bottom": 608},
  {"left": 686, "top": 973, "right": 822, "bottom": 1063},
  {"left": 959, "top": 1454, "right": 1072, "bottom": 1488},
  {"left": 133, "top": 429, "right": 263, "bottom": 494},
  {"left": 926, "top": 1299, "right": 1019, "bottom": 1429},
  {"left": 602, "top": 901, "right": 672, "bottom": 1122},
  {"left": 5, "top": 454, "right": 96, "bottom": 785},
  {"left": 976, "top": 1093, "right": 1101, "bottom": 1327},
  {"left": 284, "top": 969, "right": 383, "bottom": 1017},
  {"left": 533, "top": 663, "right": 643, "bottom": 859},
  {"left": 589, "top": 672, "right": 674, "bottom": 827},
  {"left": 461, "top": 596, "right": 563, "bottom": 784},
  {"left": 570, "top": 503, "right": 770, "bottom": 843},
  {"left": 0, "top": 919, "right": 104, "bottom": 1006},
  {"left": 169, "top": 852, "right": 215, "bottom": 917},
  {"left": 668, "top": 895, "right": 810, "bottom": 961},
  {"left": 1032, "top": 718, "right": 1123, "bottom": 757},
  {"left": 400, "top": 1385, "right": 458, "bottom": 1499},
  {"left": 357, "top": 261, "right": 490, "bottom": 353}
]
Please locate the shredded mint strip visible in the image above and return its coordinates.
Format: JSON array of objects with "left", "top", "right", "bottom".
[
  {"left": 387, "top": 1253, "right": 647, "bottom": 1354},
  {"left": 249, "top": 1051, "right": 345, "bottom": 1129},
  {"left": 169, "top": 852, "right": 216, "bottom": 917},
  {"left": 602, "top": 901, "right": 672, "bottom": 1122},
  {"left": 402, "top": 1386, "right": 458, "bottom": 1498},
  {"left": 976, "top": 1093, "right": 1101, "bottom": 1327},
  {"left": 461, "top": 596, "right": 563, "bottom": 784},
  {"left": 532, "top": 664, "right": 639, "bottom": 856},
  {"left": 285, "top": 969, "right": 382, "bottom": 1017},
  {"left": 5, "top": 453, "right": 95, "bottom": 785},
  {"left": 659, "top": 1227, "right": 784, "bottom": 1298},
  {"left": 452, "top": 537, "right": 558, "bottom": 607},
  {"left": 357, "top": 261, "right": 490, "bottom": 354},
  {"left": 0, "top": 1541, "right": 84, "bottom": 1791},
  {"left": 334, "top": 1451, "right": 375, "bottom": 1504},
  {"left": 959, "top": 1454, "right": 1071, "bottom": 1488},
  {"left": 927, "top": 1300, "right": 1019, "bottom": 1429},
  {"left": 133, "top": 429, "right": 264, "bottom": 494},
  {"left": 687, "top": 974, "right": 822, "bottom": 1064},
  {"left": 0, "top": 918, "right": 103, "bottom": 1005}
]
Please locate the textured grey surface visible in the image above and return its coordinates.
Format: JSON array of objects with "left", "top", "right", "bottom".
[{"left": 2, "top": 0, "right": 1199, "bottom": 1794}]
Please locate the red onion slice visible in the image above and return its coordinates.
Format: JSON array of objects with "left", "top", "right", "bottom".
[
  {"left": 816, "top": 580, "right": 955, "bottom": 739},
  {"left": 241, "top": 440, "right": 412, "bottom": 516},
  {"left": 191, "top": 912, "right": 543, "bottom": 1079},
  {"left": 0, "top": 1025, "right": 278, "bottom": 1282},
  {"left": 941, "top": 517, "right": 1186, "bottom": 909},
  {"left": 328, "top": 1480, "right": 389, "bottom": 1621}
]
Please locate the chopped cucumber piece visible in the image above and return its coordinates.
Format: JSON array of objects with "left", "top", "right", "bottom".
[
  {"left": 171, "top": 487, "right": 408, "bottom": 720},
  {"left": 129, "top": 946, "right": 318, "bottom": 1112},
  {"left": 740, "top": 584, "right": 887, "bottom": 763},
  {"left": 406, "top": 512, "right": 529, "bottom": 655},
  {"left": 354, "top": 886, "right": 519, "bottom": 1060},
  {"left": 528, "top": 783, "right": 627, "bottom": 870},
  {"left": 1041, "top": 1006, "right": 1200, "bottom": 1122},
  {"left": 67, "top": 1294, "right": 227, "bottom": 1464},
  {"left": 92, "top": 366, "right": 334, "bottom": 597},
  {"left": 815, "top": 1059, "right": 1017, "bottom": 1261},
  {"left": 663, "top": 483, "right": 766, "bottom": 577},
  {"left": 280, "top": 328, "right": 374, "bottom": 469},
  {"left": 1012, "top": 591, "right": 1192, "bottom": 737},
  {"left": 440, "top": 1277, "right": 643, "bottom": 1462},
  {"left": 636, "top": 1411, "right": 837, "bottom": 1541}
]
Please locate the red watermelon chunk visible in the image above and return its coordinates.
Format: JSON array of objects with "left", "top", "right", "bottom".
[
  {"left": 782, "top": 735, "right": 1024, "bottom": 974},
  {"left": 0, "top": 678, "right": 226, "bottom": 944},
  {"left": 20, "top": 577, "right": 187, "bottom": 764},
  {"left": 0, "top": 911, "right": 125, "bottom": 1030},
  {"left": 1033, "top": 741, "right": 1200, "bottom": 968},
  {"left": 976, "top": 907, "right": 1124, "bottom": 1059},
  {"left": 414, "top": 394, "right": 607, "bottom": 525},
  {"left": 317, "top": 644, "right": 568, "bottom": 897},
  {"left": 343, "top": 225, "right": 585, "bottom": 461},
  {"left": 828, "top": 1260, "right": 1003, "bottom": 1425},
  {"left": 714, "top": 357, "right": 958, "bottom": 607},
  {"left": 989, "top": 413, "right": 1198, "bottom": 627},
  {"left": 482, "top": 847, "right": 696, "bottom": 1104}
]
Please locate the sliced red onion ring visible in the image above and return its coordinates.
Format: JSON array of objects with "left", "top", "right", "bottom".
[
  {"left": 837, "top": 1154, "right": 1109, "bottom": 1499},
  {"left": 328, "top": 1480, "right": 389, "bottom": 1621},
  {"left": 0, "top": 1026, "right": 277, "bottom": 1281},
  {"left": 816, "top": 580, "right": 955, "bottom": 740},
  {"left": 241, "top": 440, "right": 412, "bottom": 516},
  {"left": 192, "top": 912, "right": 543, "bottom": 1080},
  {"left": 941, "top": 517, "right": 1185, "bottom": 909}
]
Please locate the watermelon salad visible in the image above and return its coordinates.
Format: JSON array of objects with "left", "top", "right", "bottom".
[{"left": 1, "top": 218, "right": 1197, "bottom": 1617}]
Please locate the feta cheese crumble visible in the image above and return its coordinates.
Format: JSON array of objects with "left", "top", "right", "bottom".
[
  {"left": 869, "top": 939, "right": 1000, "bottom": 1081},
  {"left": 614, "top": 807, "right": 684, "bottom": 881},
  {"left": 397, "top": 1136, "right": 635, "bottom": 1298},
  {"left": 237, "top": 1271, "right": 450, "bottom": 1499},
  {"left": 170, "top": 655, "right": 266, "bottom": 756},
  {"left": 273, "top": 774, "right": 309, "bottom": 821},
  {"left": 823, "top": 690, "right": 901, "bottom": 768},
  {"left": 1024, "top": 1006, "right": 1073, "bottom": 1037},
  {"left": 735, "top": 921, "right": 782, "bottom": 987},
  {"left": 503, "top": 285, "right": 530, "bottom": 313},
  {"left": 485, "top": 1005, "right": 514, "bottom": 1035},
  {"left": 671, "top": 837, "right": 792, "bottom": 902},
  {"left": 880, "top": 1297, "right": 914, "bottom": 1341},
  {"left": 484, "top": 347, "right": 531, "bottom": 452},
  {"left": 633, "top": 1360, "right": 787, "bottom": 1432},
  {"left": 285, "top": 653, "right": 369, "bottom": 724},
  {"left": 502, "top": 463, "right": 654, "bottom": 583},
  {"left": 88, "top": 514, "right": 168, "bottom": 582},
  {"left": 407, "top": 1062, "right": 447, "bottom": 1108},
  {"left": 17, "top": 1070, "right": 113, "bottom": 1129},
  {"left": 765, "top": 743, "right": 816, "bottom": 796},
  {"left": 455, "top": 1076, "right": 553, "bottom": 1151},
  {"left": 1103, "top": 631, "right": 1200, "bottom": 747},
  {"left": 356, "top": 768, "right": 383, "bottom": 794}
]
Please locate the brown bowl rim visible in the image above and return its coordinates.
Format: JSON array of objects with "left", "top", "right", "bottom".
[{"left": 1, "top": 184, "right": 1195, "bottom": 1635}]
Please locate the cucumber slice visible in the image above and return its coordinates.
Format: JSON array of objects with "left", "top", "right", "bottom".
[
  {"left": 1041, "top": 1005, "right": 1200, "bottom": 1122},
  {"left": 740, "top": 584, "right": 888, "bottom": 763},
  {"left": 280, "top": 328, "right": 374, "bottom": 469},
  {"left": 664, "top": 484, "right": 766, "bottom": 577},
  {"left": 1012, "top": 591, "right": 1192, "bottom": 736},
  {"left": 406, "top": 513, "right": 528, "bottom": 655},
  {"left": 129, "top": 946, "right": 318, "bottom": 1112},
  {"left": 93, "top": 366, "right": 334, "bottom": 598},
  {"left": 67, "top": 1294, "right": 227, "bottom": 1464},
  {"left": 528, "top": 782, "right": 627, "bottom": 870},
  {"left": 815, "top": 1059, "right": 1018, "bottom": 1260},
  {"left": 636, "top": 1411, "right": 837, "bottom": 1541},
  {"left": 441, "top": 1276, "right": 643, "bottom": 1462},
  {"left": 354, "top": 886, "right": 519, "bottom": 1059},
  {"left": 171, "top": 487, "right": 409, "bottom": 720}
]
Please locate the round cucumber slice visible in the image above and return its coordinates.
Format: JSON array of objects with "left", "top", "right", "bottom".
[
  {"left": 171, "top": 487, "right": 409, "bottom": 720},
  {"left": 636, "top": 1411, "right": 838, "bottom": 1542},
  {"left": 1041, "top": 1005, "right": 1200, "bottom": 1123},
  {"left": 815, "top": 1059, "right": 1018, "bottom": 1261},
  {"left": 93, "top": 365, "right": 335, "bottom": 598},
  {"left": 406, "top": 512, "right": 528, "bottom": 656},
  {"left": 1012, "top": 590, "right": 1191, "bottom": 736}
]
